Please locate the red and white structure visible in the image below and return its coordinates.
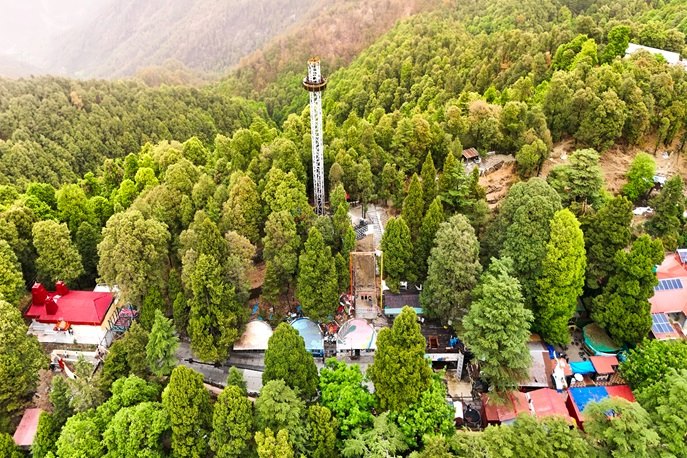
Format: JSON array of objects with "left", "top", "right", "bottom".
[
  {"left": 24, "top": 282, "right": 117, "bottom": 345},
  {"left": 302, "top": 58, "right": 327, "bottom": 215}
]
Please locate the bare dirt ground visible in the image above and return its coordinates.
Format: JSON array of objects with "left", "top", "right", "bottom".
[
  {"left": 32, "top": 369, "right": 56, "bottom": 411},
  {"left": 248, "top": 261, "right": 266, "bottom": 290},
  {"left": 486, "top": 137, "right": 687, "bottom": 208},
  {"left": 481, "top": 162, "right": 517, "bottom": 207}
]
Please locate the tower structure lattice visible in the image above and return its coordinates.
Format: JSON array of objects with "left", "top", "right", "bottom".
[{"left": 302, "top": 58, "right": 327, "bottom": 215}]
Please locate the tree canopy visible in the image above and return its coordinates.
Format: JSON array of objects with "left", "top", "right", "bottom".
[
  {"left": 535, "top": 209, "right": 586, "bottom": 345},
  {"left": 296, "top": 227, "right": 339, "bottom": 321},
  {"left": 263, "top": 322, "right": 319, "bottom": 400},
  {"left": 367, "top": 307, "right": 431, "bottom": 412},
  {"left": 463, "top": 258, "right": 532, "bottom": 394},
  {"left": 421, "top": 214, "right": 481, "bottom": 328},
  {"left": 0, "top": 299, "right": 45, "bottom": 431},
  {"left": 592, "top": 235, "right": 664, "bottom": 346}
]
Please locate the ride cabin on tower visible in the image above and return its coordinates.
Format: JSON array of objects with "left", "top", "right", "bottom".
[{"left": 302, "top": 58, "right": 327, "bottom": 216}]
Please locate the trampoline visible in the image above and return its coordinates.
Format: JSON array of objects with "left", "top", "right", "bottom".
[
  {"left": 233, "top": 320, "right": 273, "bottom": 351},
  {"left": 336, "top": 318, "right": 377, "bottom": 351},
  {"left": 582, "top": 323, "right": 621, "bottom": 355},
  {"left": 290, "top": 318, "right": 324, "bottom": 356}
]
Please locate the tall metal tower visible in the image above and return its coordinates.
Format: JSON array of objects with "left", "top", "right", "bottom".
[{"left": 302, "top": 58, "right": 327, "bottom": 215}]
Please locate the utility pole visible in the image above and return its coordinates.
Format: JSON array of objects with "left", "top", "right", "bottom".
[{"left": 302, "top": 58, "right": 327, "bottom": 215}]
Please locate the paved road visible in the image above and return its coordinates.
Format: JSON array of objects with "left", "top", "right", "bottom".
[{"left": 177, "top": 342, "right": 374, "bottom": 394}]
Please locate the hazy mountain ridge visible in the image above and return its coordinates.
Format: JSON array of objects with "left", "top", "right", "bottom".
[
  {"left": 0, "top": 54, "right": 43, "bottom": 78},
  {"left": 46, "top": 0, "right": 325, "bottom": 78}
]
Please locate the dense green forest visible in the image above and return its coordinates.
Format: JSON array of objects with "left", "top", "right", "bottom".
[{"left": 4, "top": 0, "right": 687, "bottom": 456}]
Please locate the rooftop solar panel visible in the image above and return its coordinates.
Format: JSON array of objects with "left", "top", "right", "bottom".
[
  {"left": 654, "top": 279, "right": 684, "bottom": 291},
  {"left": 652, "top": 314, "right": 675, "bottom": 335}
]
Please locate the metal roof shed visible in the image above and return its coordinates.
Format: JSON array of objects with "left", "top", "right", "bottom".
[
  {"left": 336, "top": 318, "right": 377, "bottom": 351},
  {"left": 290, "top": 318, "right": 324, "bottom": 355},
  {"left": 233, "top": 320, "right": 273, "bottom": 351},
  {"left": 13, "top": 408, "right": 43, "bottom": 448}
]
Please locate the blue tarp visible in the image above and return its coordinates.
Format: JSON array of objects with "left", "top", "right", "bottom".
[
  {"left": 569, "top": 386, "right": 608, "bottom": 413},
  {"left": 569, "top": 360, "right": 596, "bottom": 375}
]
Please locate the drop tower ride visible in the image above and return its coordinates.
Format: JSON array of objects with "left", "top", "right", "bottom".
[{"left": 302, "top": 58, "right": 327, "bottom": 215}]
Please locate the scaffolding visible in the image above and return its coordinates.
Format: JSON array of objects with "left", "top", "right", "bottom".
[{"left": 350, "top": 252, "right": 378, "bottom": 320}]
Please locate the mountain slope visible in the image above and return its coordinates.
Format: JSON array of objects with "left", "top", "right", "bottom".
[
  {"left": 0, "top": 54, "right": 42, "bottom": 78},
  {"left": 221, "top": 0, "right": 447, "bottom": 123},
  {"left": 48, "top": 0, "right": 324, "bottom": 78}
]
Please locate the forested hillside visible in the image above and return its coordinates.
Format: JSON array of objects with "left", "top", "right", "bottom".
[
  {"left": 0, "top": 78, "right": 264, "bottom": 186},
  {"left": 220, "top": 0, "right": 445, "bottom": 122},
  {"left": 4, "top": 0, "right": 687, "bottom": 457}
]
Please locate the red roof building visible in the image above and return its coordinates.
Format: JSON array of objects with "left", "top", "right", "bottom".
[
  {"left": 656, "top": 251, "right": 687, "bottom": 279},
  {"left": 24, "top": 282, "right": 114, "bottom": 326},
  {"left": 13, "top": 408, "right": 42, "bottom": 448},
  {"left": 648, "top": 252, "right": 687, "bottom": 338},
  {"left": 483, "top": 389, "right": 573, "bottom": 425},
  {"left": 567, "top": 385, "right": 636, "bottom": 428},
  {"left": 589, "top": 356, "right": 618, "bottom": 375}
]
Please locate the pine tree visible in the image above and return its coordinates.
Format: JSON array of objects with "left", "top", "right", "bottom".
[
  {"left": 335, "top": 252, "right": 350, "bottom": 294},
  {"left": 535, "top": 209, "right": 586, "bottom": 345},
  {"left": 0, "top": 433, "right": 22, "bottom": 458},
  {"left": 263, "top": 323, "right": 319, "bottom": 400},
  {"left": 585, "top": 398, "right": 659, "bottom": 457},
  {"left": 646, "top": 175, "right": 685, "bottom": 251},
  {"left": 188, "top": 253, "right": 245, "bottom": 362},
  {"left": 262, "top": 210, "right": 300, "bottom": 303},
  {"left": 332, "top": 204, "right": 352, "bottom": 255},
  {"left": 438, "top": 150, "right": 466, "bottom": 214},
  {"left": 255, "top": 380, "right": 306, "bottom": 455},
  {"left": 622, "top": 152, "right": 656, "bottom": 202},
  {"left": 146, "top": 309, "right": 179, "bottom": 377},
  {"left": 420, "top": 153, "right": 437, "bottom": 212},
  {"left": 210, "top": 385, "right": 254, "bottom": 458},
  {"left": 0, "top": 240, "right": 24, "bottom": 305},
  {"left": 584, "top": 196, "right": 632, "bottom": 291},
  {"left": 220, "top": 174, "right": 262, "bottom": 244},
  {"left": 402, "top": 173, "right": 424, "bottom": 241},
  {"left": 0, "top": 299, "right": 45, "bottom": 429},
  {"left": 462, "top": 258, "right": 533, "bottom": 394},
  {"left": 380, "top": 217, "right": 413, "bottom": 293},
  {"left": 330, "top": 183, "right": 348, "bottom": 213},
  {"left": 420, "top": 214, "right": 481, "bottom": 327},
  {"left": 416, "top": 197, "right": 444, "bottom": 281},
  {"left": 31, "top": 412, "right": 59, "bottom": 458},
  {"left": 593, "top": 235, "right": 664, "bottom": 346},
  {"left": 99, "top": 321, "right": 149, "bottom": 393},
  {"left": 162, "top": 366, "right": 213, "bottom": 458},
  {"left": 227, "top": 367, "right": 247, "bottom": 395},
  {"left": 50, "top": 375, "right": 73, "bottom": 427},
  {"left": 380, "top": 163, "right": 404, "bottom": 208},
  {"left": 306, "top": 405, "right": 338, "bottom": 458},
  {"left": 296, "top": 227, "right": 339, "bottom": 321},
  {"left": 255, "top": 429, "right": 294, "bottom": 458},
  {"left": 547, "top": 148, "right": 604, "bottom": 209},
  {"left": 367, "top": 307, "right": 431, "bottom": 412},
  {"left": 356, "top": 159, "right": 375, "bottom": 217},
  {"left": 499, "top": 178, "right": 562, "bottom": 309},
  {"left": 32, "top": 220, "right": 84, "bottom": 285}
]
